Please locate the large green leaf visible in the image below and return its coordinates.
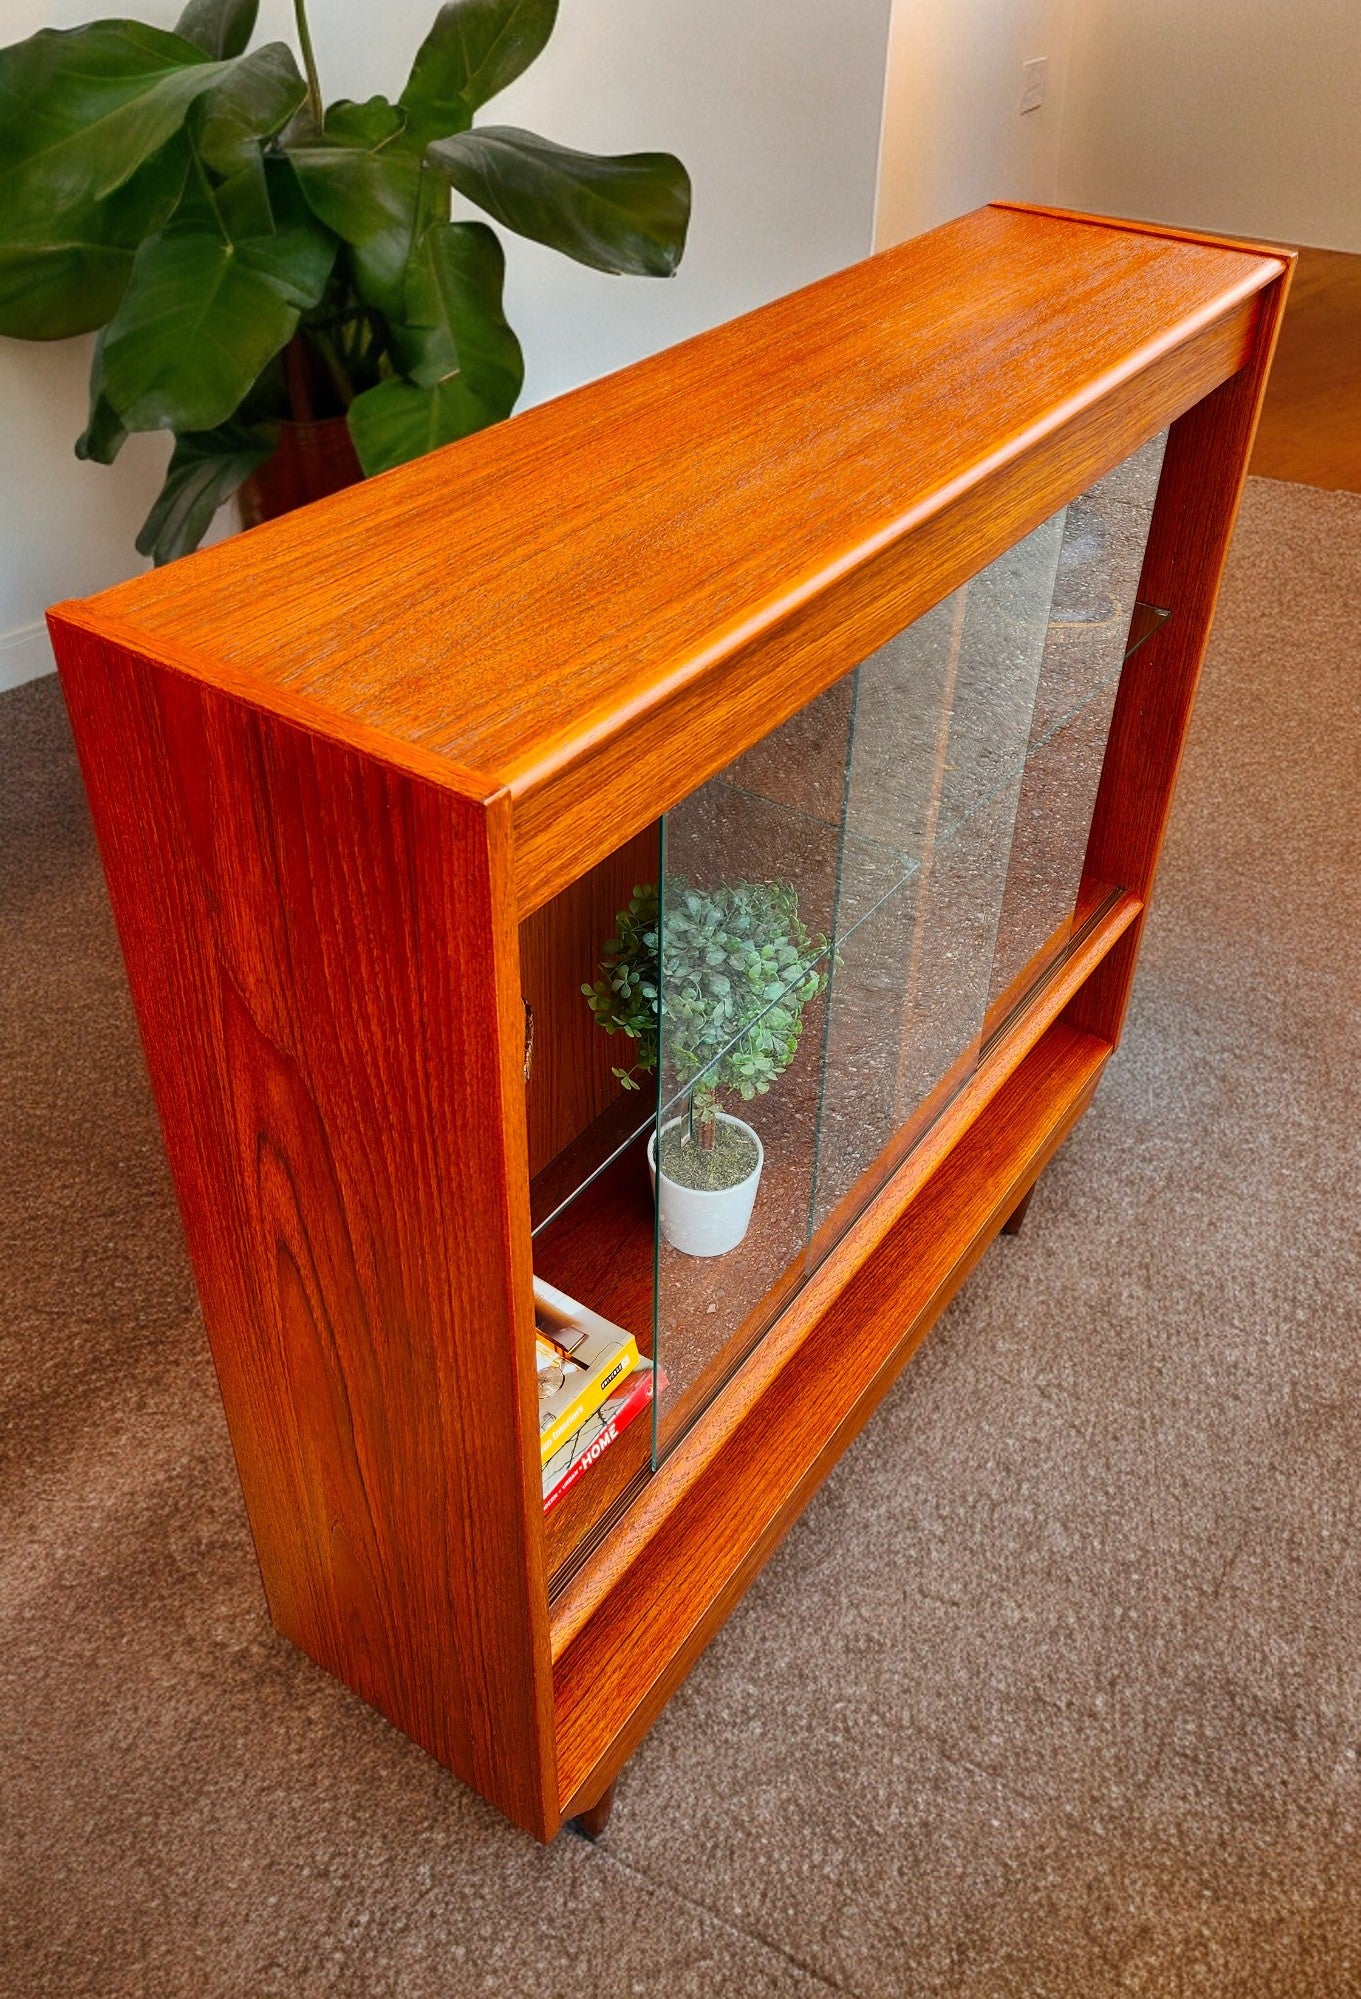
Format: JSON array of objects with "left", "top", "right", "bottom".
[
  {"left": 211, "top": 153, "right": 274, "bottom": 239},
  {"left": 174, "top": 0, "right": 260, "bottom": 61},
  {"left": 399, "top": 0, "right": 558, "bottom": 141},
  {"left": 136, "top": 418, "right": 276, "bottom": 565},
  {"left": 394, "top": 219, "right": 522, "bottom": 398},
  {"left": 287, "top": 97, "right": 437, "bottom": 321},
  {"left": 348, "top": 358, "right": 512, "bottom": 483},
  {"left": 348, "top": 220, "right": 522, "bottom": 475},
  {"left": 0, "top": 21, "right": 246, "bottom": 337},
  {"left": 191, "top": 42, "right": 306, "bottom": 176},
  {"left": 75, "top": 331, "right": 127, "bottom": 465},
  {"left": 100, "top": 163, "right": 336, "bottom": 432},
  {"left": 427, "top": 125, "right": 690, "bottom": 275},
  {"left": 347, "top": 373, "right": 495, "bottom": 476},
  {"left": 0, "top": 138, "right": 188, "bottom": 338},
  {"left": 0, "top": 24, "right": 235, "bottom": 209}
]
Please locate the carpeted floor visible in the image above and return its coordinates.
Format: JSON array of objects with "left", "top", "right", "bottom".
[{"left": 2, "top": 476, "right": 1358, "bottom": 1998}]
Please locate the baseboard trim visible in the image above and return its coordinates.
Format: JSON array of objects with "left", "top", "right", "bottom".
[{"left": 0, "top": 623, "right": 55, "bottom": 693}]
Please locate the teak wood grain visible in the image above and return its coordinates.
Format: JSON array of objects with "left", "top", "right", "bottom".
[
  {"left": 504, "top": 293, "right": 1257, "bottom": 914},
  {"left": 1069, "top": 253, "right": 1293, "bottom": 1046},
  {"left": 45, "top": 205, "right": 1290, "bottom": 1842},
  {"left": 52, "top": 628, "right": 558, "bottom": 1838},
  {"left": 518, "top": 824, "right": 659, "bottom": 1178},
  {"left": 1250, "top": 245, "right": 1361, "bottom": 492},
  {"left": 53, "top": 207, "right": 1284, "bottom": 919}
]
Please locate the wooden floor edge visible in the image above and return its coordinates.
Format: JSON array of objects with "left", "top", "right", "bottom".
[{"left": 552, "top": 1023, "right": 1112, "bottom": 1815}]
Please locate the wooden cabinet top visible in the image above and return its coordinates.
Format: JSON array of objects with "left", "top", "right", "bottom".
[{"left": 52, "top": 204, "right": 1285, "bottom": 915}]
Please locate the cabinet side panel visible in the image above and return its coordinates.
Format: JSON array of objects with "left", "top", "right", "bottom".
[
  {"left": 1069, "top": 269, "right": 1294, "bottom": 1044},
  {"left": 49, "top": 626, "right": 557, "bottom": 1838},
  {"left": 519, "top": 823, "right": 660, "bottom": 1179}
]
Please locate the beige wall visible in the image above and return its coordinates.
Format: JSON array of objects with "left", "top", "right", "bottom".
[
  {"left": 0, "top": 0, "right": 893, "bottom": 688},
  {"left": 1058, "top": 0, "right": 1361, "bottom": 252},
  {"left": 874, "top": 0, "right": 1076, "bottom": 247},
  {"left": 875, "top": 0, "right": 1358, "bottom": 257}
]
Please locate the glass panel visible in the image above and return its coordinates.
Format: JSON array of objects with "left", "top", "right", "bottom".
[
  {"left": 988, "top": 429, "right": 1168, "bottom": 1007},
  {"left": 521, "top": 823, "right": 663, "bottom": 1241},
  {"left": 812, "top": 508, "right": 1067, "bottom": 1240},
  {"left": 650, "top": 684, "right": 851, "bottom": 1440},
  {"left": 649, "top": 432, "right": 1168, "bottom": 1463}
]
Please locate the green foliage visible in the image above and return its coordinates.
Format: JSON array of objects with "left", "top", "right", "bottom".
[
  {"left": 174, "top": 0, "right": 259, "bottom": 62},
  {"left": 427, "top": 127, "right": 690, "bottom": 277},
  {"left": 581, "top": 883, "right": 659, "bottom": 1091},
  {"left": 347, "top": 220, "right": 521, "bottom": 474},
  {"left": 583, "top": 879, "right": 830, "bottom": 1138},
  {"left": 0, "top": 0, "right": 690, "bottom": 560}
]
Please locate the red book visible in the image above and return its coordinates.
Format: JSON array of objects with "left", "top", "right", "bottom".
[{"left": 542, "top": 1361, "right": 658, "bottom": 1514}]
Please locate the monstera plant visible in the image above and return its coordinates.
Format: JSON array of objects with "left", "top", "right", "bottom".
[{"left": 0, "top": 0, "right": 690, "bottom": 561}]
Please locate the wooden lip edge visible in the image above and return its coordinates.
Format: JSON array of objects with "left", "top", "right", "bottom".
[
  {"left": 553, "top": 1027, "right": 1113, "bottom": 1819},
  {"left": 991, "top": 201, "right": 1299, "bottom": 269},
  {"left": 61, "top": 205, "right": 1160, "bottom": 635},
  {"left": 510, "top": 296, "right": 1259, "bottom": 922},
  {"left": 500, "top": 264, "right": 1279, "bottom": 815},
  {"left": 546, "top": 888, "right": 1143, "bottom": 1659},
  {"left": 45, "top": 603, "right": 504, "bottom": 808}
]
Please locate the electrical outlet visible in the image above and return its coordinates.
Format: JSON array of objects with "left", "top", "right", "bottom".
[{"left": 1020, "top": 57, "right": 1048, "bottom": 115}]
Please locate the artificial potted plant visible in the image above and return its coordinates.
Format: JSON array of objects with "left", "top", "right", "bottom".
[
  {"left": 0, "top": 0, "right": 689, "bottom": 561},
  {"left": 584, "top": 880, "right": 829, "bottom": 1258}
]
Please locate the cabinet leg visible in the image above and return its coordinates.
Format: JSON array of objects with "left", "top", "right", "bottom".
[
  {"left": 569, "top": 1778, "right": 618, "bottom": 1841},
  {"left": 1001, "top": 1185, "right": 1036, "bottom": 1236}
]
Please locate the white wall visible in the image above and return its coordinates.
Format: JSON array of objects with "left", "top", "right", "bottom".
[
  {"left": 874, "top": 0, "right": 1077, "bottom": 248},
  {"left": 0, "top": 0, "right": 893, "bottom": 689},
  {"left": 1057, "top": 0, "right": 1361, "bottom": 252}
]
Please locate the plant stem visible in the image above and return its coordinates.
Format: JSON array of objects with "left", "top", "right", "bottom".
[
  {"left": 292, "top": 0, "right": 324, "bottom": 128},
  {"left": 282, "top": 335, "right": 315, "bottom": 424},
  {"left": 304, "top": 323, "right": 357, "bottom": 412}
]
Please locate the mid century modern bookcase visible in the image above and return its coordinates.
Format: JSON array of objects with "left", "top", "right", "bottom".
[{"left": 49, "top": 205, "right": 1291, "bottom": 1841}]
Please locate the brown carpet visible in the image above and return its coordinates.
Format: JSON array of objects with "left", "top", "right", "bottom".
[{"left": 2, "top": 476, "right": 1359, "bottom": 1997}]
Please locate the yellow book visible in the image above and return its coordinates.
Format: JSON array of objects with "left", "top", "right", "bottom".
[{"left": 533, "top": 1277, "right": 640, "bottom": 1468}]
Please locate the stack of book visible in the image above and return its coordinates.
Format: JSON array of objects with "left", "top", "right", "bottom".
[{"left": 534, "top": 1277, "right": 658, "bottom": 1514}]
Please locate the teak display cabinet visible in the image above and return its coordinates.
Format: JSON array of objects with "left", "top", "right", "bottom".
[{"left": 49, "top": 205, "right": 1291, "bottom": 1841}]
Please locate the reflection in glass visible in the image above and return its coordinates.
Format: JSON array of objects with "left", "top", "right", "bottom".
[
  {"left": 650, "top": 432, "right": 1168, "bottom": 1459},
  {"left": 988, "top": 429, "right": 1168, "bottom": 1005}
]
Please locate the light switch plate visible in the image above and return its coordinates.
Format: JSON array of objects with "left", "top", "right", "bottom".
[{"left": 1020, "top": 57, "right": 1048, "bottom": 114}]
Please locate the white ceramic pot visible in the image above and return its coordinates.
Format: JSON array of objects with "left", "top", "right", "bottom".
[{"left": 647, "top": 1112, "right": 764, "bottom": 1258}]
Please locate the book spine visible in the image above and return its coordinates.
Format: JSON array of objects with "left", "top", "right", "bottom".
[
  {"left": 539, "top": 1334, "right": 639, "bottom": 1465},
  {"left": 543, "top": 1369, "right": 656, "bottom": 1514}
]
